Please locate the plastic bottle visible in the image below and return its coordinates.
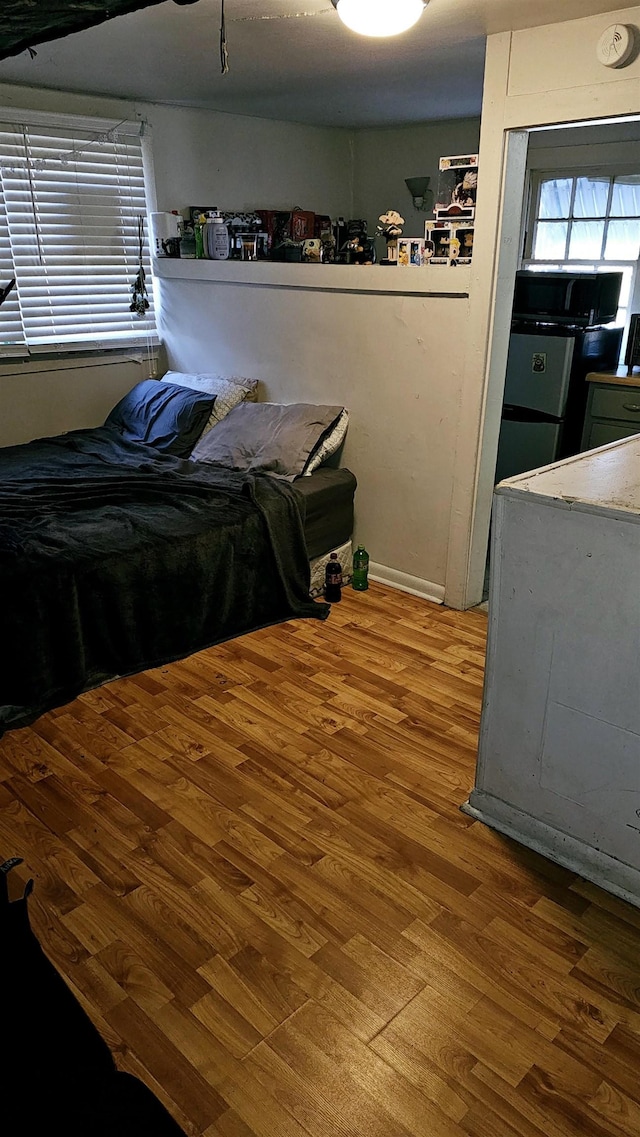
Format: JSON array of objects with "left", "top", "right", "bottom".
[
  {"left": 324, "top": 552, "right": 342, "bottom": 603},
  {"left": 206, "top": 211, "right": 230, "bottom": 260},
  {"left": 352, "top": 544, "right": 369, "bottom": 591},
  {"left": 180, "top": 221, "right": 197, "bottom": 259},
  {"left": 194, "top": 214, "right": 206, "bottom": 259}
]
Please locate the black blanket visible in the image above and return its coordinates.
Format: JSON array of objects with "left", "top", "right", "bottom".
[{"left": 0, "top": 427, "right": 328, "bottom": 735}]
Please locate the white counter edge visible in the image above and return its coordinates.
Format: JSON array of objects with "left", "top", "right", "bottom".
[
  {"left": 153, "top": 257, "right": 470, "bottom": 297},
  {"left": 494, "top": 432, "right": 640, "bottom": 517}
]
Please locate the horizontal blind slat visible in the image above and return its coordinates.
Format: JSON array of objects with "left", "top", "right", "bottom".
[
  {"left": 0, "top": 117, "right": 155, "bottom": 351},
  {"left": 0, "top": 171, "right": 25, "bottom": 347}
]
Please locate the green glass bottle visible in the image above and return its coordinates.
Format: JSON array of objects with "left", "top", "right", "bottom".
[
  {"left": 352, "top": 544, "right": 369, "bottom": 591},
  {"left": 194, "top": 217, "right": 205, "bottom": 259}
]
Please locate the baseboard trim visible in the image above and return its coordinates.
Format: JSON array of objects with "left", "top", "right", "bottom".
[
  {"left": 462, "top": 789, "right": 640, "bottom": 910},
  {"left": 368, "top": 563, "right": 444, "bottom": 604}
]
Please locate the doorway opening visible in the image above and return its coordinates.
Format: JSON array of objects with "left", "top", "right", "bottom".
[{"left": 477, "top": 115, "right": 640, "bottom": 602}]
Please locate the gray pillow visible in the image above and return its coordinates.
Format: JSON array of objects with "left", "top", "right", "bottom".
[
  {"left": 191, "top": 401, "right": 345, "bottom": 479},
  {"left": 303, "top": 408, "right": 349, "bottom": 474}
]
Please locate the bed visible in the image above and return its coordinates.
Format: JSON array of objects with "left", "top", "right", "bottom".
[{"left": 0, "top": 375, "right": 356, "bottom": 735}]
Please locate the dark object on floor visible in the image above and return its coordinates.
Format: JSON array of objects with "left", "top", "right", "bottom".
[
  {"left": 0, "top": 858, "right": 186, "bottom": 1136},
  {"left": 0, "top": 2, "right": 173, "bottom": 60}
]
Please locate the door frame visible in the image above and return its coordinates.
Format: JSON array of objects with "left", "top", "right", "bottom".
[
  {"left": 443, "top": 25, "right": 640, "bottom": 611},
  {"left": 444, "top": 126, "right": 530, "bottom": 609}
]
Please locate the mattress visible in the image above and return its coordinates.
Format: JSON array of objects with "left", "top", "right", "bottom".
[{"left": 293, "top": 467, "right": 357, "bottom": 560}]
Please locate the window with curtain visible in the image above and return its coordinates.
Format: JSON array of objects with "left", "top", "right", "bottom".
[
  {"left": 0, "top": 112, "right": 156, "bottom": 356},
  {"left": 523, "top": 171, "right": 640, "bottom": 339}
]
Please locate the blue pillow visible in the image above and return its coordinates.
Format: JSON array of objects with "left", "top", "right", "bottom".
[{"left": 105, "top": 379, "right": 215, "bottom": 457}]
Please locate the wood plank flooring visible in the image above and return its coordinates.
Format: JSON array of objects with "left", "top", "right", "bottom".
[{"left": 2, "top": 583, "right": 640, "bottom": 1137}]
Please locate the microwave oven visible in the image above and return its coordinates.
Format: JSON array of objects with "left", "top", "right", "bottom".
[{"left": 512, "top": 270, "right": 622, "bottom": 327}]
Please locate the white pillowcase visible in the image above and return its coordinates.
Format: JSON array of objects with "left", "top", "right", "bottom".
[
  {"left": 161, "top": 371, "right": 258, "bottom": 436},
  {"left": 303, "top": 408, "right": 349, "bottom": 475}
]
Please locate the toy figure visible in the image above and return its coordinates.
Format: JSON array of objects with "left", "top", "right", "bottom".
[
  {"left": 449, "top": 236, "right": 461, "bottom": 265},
  {"left": 337, "top": 220, "right": 376, "bottom": 264},
  {"left": 452, "top": 169, "right": 478, "bottom": 207},
  {"left": 377, "top": 209, "right": 404, "bottom": 263}
]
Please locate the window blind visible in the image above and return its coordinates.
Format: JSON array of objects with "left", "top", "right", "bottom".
[{"left": 0, "top": 116, "right": 156, "bottom": 354}]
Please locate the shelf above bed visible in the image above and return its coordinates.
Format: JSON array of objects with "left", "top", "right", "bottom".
[{"left": 153, "top": 257, "right": 470, "bottom": 298}]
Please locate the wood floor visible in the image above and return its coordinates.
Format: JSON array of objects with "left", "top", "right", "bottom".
[{"left": 2, "top": 583, "right": 640, "bottom": 1137}]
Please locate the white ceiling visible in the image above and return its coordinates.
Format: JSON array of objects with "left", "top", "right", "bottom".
[{"left": 0, "top": 0, "right": 634, "bottom": 128}]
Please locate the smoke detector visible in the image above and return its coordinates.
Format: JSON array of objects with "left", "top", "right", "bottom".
[{"left": 596, "top": 24, "right": 635, "bottom": 69}]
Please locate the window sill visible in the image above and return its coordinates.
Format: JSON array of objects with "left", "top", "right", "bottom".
[{"left": 0, "top": 347, "right": 160, "bottom": 377}]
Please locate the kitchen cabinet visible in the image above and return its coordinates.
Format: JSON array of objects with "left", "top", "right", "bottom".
[
  {"left": 581, "top": 370, "right": 640, "bottom": 450},
  {"left": 464, "top": 436, "right": 640, "bottom": 908}
]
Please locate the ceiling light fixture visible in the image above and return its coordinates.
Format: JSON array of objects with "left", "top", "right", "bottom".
[{"left": 332, "top": 0, "right": 426, "bottom": 37}]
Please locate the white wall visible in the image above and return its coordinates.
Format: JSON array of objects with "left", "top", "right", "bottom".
[
  {"left": 158, "top": 261, "right": 470, "bottom": 599},
  {"left": 528, "top": 118, "right": 640, "bottom": 162},
  {"left": 149, "top": 103, "right": 353, "bottom": 219},
  {"left": 448, "top": 6, "right": 640, "bottom": 609},
  {"left": 353, "top": 118, "right": 480, "bottom": 258},
  {"left": 0, "top": 82, "right": 354, "bottom": 446},
  {"left": 0, "top": 354, "right": 159, "bottom": 447},
  {"left": 154, "top": 114, "right": 480, "bottom": 600}
]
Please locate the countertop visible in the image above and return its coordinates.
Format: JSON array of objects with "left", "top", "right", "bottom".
[
  {"left": 497, "top": 434, "right": 640, "bottom": 516},
  {"left": 586, "top": 368, "right": 640, "bottom": 387}
]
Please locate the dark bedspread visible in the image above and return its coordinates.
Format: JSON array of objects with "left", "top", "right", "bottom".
[{"left": 0, "top": 426, "right": 328, "bottom": 734}]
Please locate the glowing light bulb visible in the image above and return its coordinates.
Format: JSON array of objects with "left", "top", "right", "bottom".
[{"left": 333, "top": 0, "right": 426, "bottom": 38}]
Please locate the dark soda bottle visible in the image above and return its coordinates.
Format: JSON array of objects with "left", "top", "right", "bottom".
[
  {"left": 352, "top": 544, "right": 369, "bottom": 591},
  {"left": 324, "top": 552, "right": 342, "bottom": 602}
]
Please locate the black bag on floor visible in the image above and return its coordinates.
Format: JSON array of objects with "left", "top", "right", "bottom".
[{"left": 0, "top": 857, "right": 186, "bottom": 1136}]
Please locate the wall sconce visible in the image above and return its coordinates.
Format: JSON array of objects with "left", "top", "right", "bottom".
[{"left": 405, "top": 177, "right": 432, "bottom": 211}]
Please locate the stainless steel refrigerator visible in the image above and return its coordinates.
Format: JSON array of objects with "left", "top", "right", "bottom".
[{"left": 495, "top": 324, "right": 622, "bottom": 484}]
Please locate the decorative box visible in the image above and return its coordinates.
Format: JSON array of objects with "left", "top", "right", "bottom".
[
  {"left": 290, "top": 210, "right": 315, "bottom": 241},
  {"left": 257, "top": 210, "right": 316, "bottom": 254},
  {"left": 434, "top": 155, "right": 478, "bottom": 222},
  {"left": 397, "top": 238, "right": 427, "bottom": 266},
  {"left": 424, "top": 221, "right": 474, "bottom": 266}
]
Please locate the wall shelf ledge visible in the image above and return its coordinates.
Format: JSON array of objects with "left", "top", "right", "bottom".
[{"left": 153, "top": 257, "right": 470, "bottom": 298}]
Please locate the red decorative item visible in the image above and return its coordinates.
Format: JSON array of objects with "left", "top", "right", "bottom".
[{"left": 290, "top": 210, "right": 315, "bottom": 241}]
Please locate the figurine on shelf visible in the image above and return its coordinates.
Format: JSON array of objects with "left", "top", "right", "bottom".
[
  {"left": 377, "top": 210, "right": 404, "bottom": 264},
  {"left": 336, "top": 219, "right": 376, "bottom": 264},
  {"left": 451, "top": 169, "right": 478, "bottom": 208}
]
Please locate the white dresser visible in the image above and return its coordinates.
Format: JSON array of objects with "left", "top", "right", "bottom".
[{"left": 464, "top": 436, "right": 640, "bottom": 906}]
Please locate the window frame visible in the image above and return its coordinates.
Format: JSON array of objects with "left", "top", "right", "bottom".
[
  {"left": 523, "top": 165, "right": 640, "bottom": 350},
  {"left": 0, "top": 107, "right": 158, "bottom": 359}
]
